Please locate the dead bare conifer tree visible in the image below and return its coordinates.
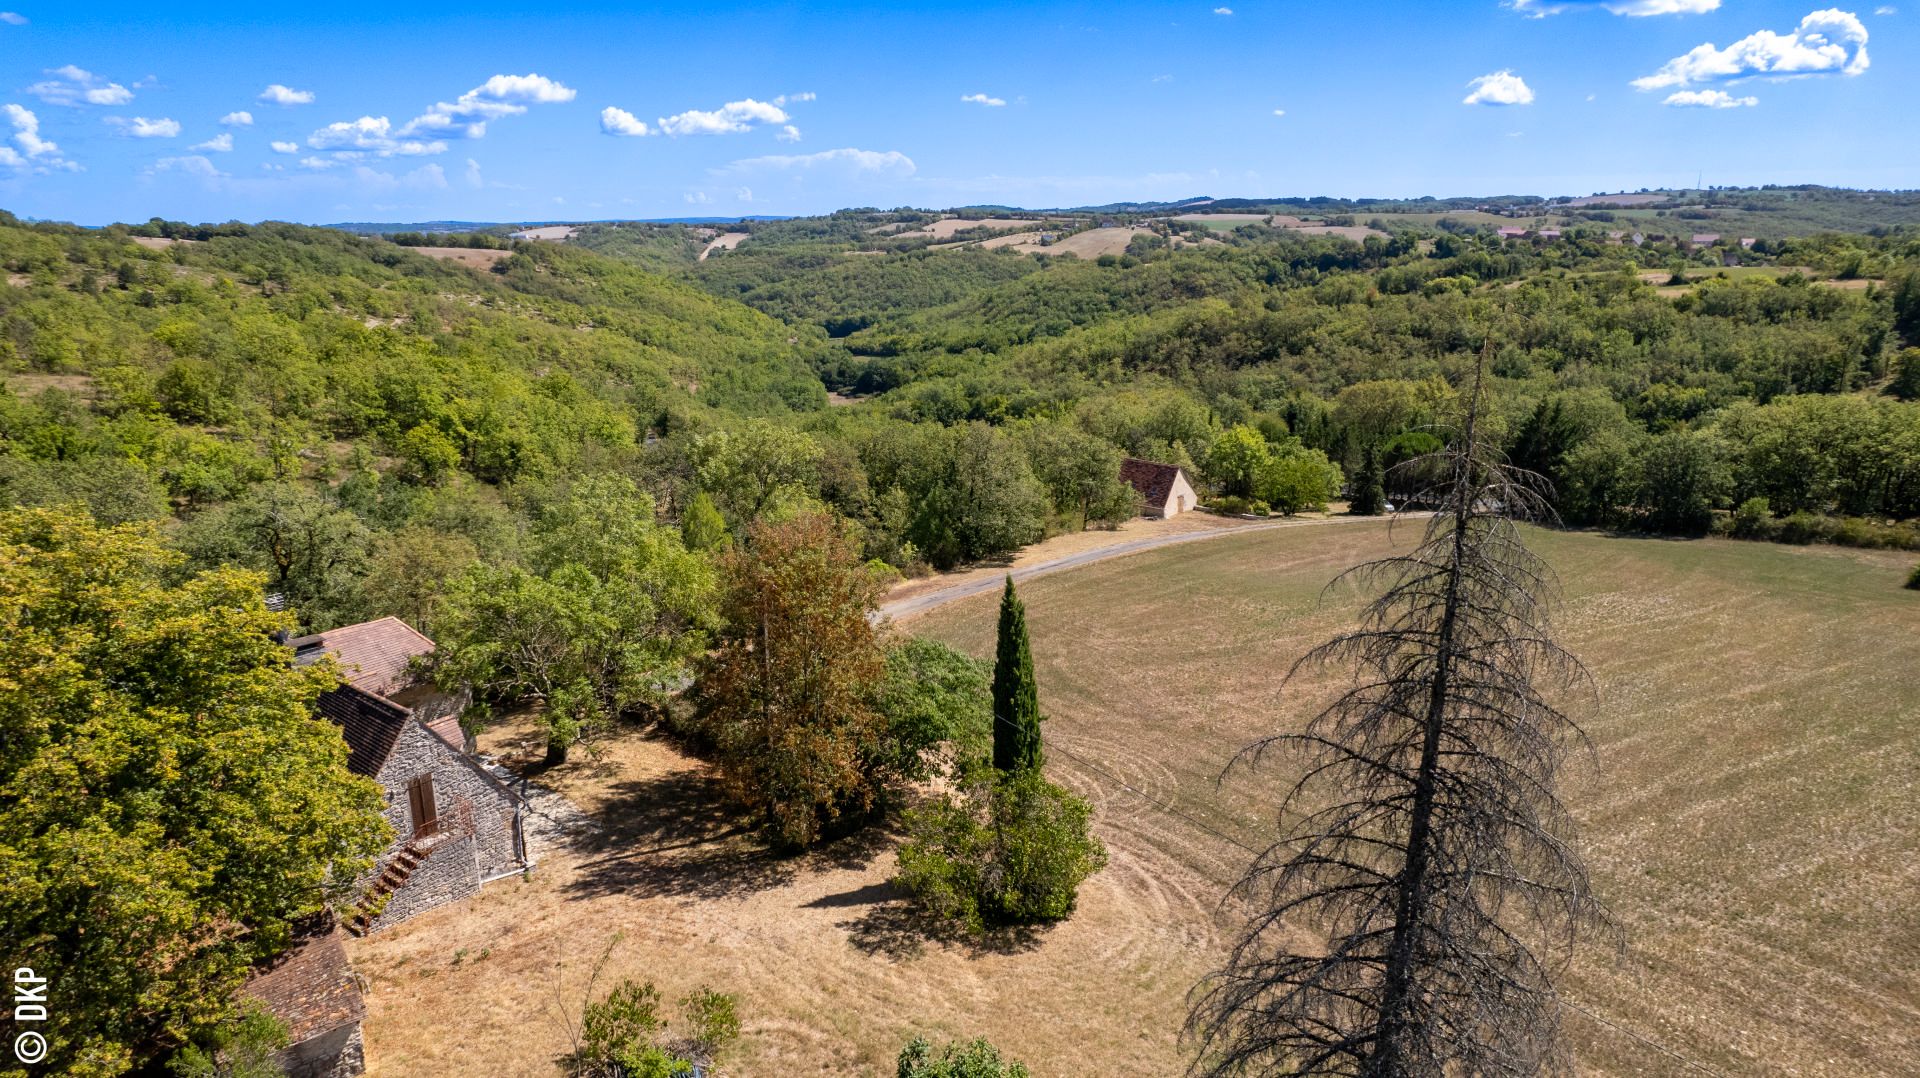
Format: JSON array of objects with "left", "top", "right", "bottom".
[{"left": 1188, "top": 357, "right": 1609, "bottom": 1077}]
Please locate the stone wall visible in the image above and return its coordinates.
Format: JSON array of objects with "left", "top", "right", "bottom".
[
  {"left": 277, "top": 1023, "right": 365, "bottom": 1078},
  {"left": 367, "top": 832, "right": 480, "bottom": 931},
  {"left": 364, "top": 719, "right": 523, "bottom": 932}
]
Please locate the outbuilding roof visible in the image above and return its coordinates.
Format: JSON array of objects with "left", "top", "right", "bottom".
[
  {"left": 243, "top": 927, "right": 364, "bottom": 1046},
  {"left": 290, "top": 616, "right": 435, "bottom": 698},
  {"left": 1119, "top": 457, "right": 1185, "bottom": 509}
]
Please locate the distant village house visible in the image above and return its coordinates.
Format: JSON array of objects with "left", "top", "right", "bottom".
[{"left": 1119, "top": 458, "right": 1198, "bottom": 519}]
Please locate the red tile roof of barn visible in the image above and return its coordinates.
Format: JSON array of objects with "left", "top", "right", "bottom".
[
  {"left": 290, "top": 616, "right": 435, "bottom": 697},
  {"left": 1119, "top": 457, "right": 1182, "bottom": 509},
  {"left": 243, "top": 927, "right": 364, "bottom": 1046},
  {"left": 315, "top": 685, "right": 410, "bottom": 777}
]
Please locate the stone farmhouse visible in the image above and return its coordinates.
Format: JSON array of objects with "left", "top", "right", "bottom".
[
  {"left": 289, "top": 617, "right": 528, "bottom": 934},
  {"left": 1119, "top": 457, "right": 1200, "bottom": 518}
]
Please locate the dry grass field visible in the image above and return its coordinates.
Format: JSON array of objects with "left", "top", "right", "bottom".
[
  {"left": 350, "top": 523, "right": 1920, "bottom": 1076},
  {"left": 1000, "top": 227, "right": 1154, "bottom": 258},
  {"left": 896, "top": 218, "right": 1052, "bottom": 241},
  {"left": 410, "top": 246, "right": 513, "bottom": 269}
]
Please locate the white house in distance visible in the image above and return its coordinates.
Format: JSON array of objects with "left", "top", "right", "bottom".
[{"left": 1119, "top": 457, "right": 1199, "bottom": 518}]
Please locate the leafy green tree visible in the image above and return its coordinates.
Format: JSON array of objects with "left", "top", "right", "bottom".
[
  {"left": 697, "top": 511, "right": 890, "bottom": 847},
  {"left": 689, "top": 420, "right": 824, "bottom": 527},
  {"left": 395, "top": 423, "right": 461, "bottom": 484},
  {"left": 359, "top": 526, "right": 480, "bottom": 635},
  {"left": 1256, "top": 444, "right": 1342, "bottom": 515},
  {"left": 1891, "top": 349, "right": 1920, "bottom": 402},
  {"left": 873, "top": 638, "right": 993, "bottom": 781},
  {"left": 433, "top": 476, "right": 716, "bottom": 763},
  {"left": 897, "top": 1036, "right": 1032, "bottom": 1078},
  {"left": 0, "top": 507, "right": 388, "bottom": 1077},
  {"left": 991, "top": 576, "right": 1043, "bottom": 775},
  {"left": 1202, "top": 425, "right": 1272, "bottom": 500},
  {"left": 1019, "top": 422, "right": 1140, "bottom": 529},
  {"left": 907, "top": 424, "right": 1048, "bottom": 569},
  {"left": 178, "top": 482, "right": 372, "bottom": 631},
  {"left": 679, "top": 489, "right": 730, "bottom": 552},
  {"left": 1634, "top": 429, "right": 1733, "bottom": 534}
]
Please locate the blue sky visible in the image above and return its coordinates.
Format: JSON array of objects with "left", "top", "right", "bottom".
[{"left": 0, "top": 0, "right": 1909, "bottom": 224}]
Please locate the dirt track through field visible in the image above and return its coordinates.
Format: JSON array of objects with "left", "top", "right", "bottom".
[{"left": 881, "top": 513, "right": 1421, "bottom": 621}]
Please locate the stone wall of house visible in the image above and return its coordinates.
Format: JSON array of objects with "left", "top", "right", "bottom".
[
  {"left": 277, "top": 1024, "right": 365, "bottom": 1078},
  {"left": 363, "top": 720, "right": 523, "bottom": 931},
  {"left": 368, "top": 832, "right": 481, "bottom": 931}
]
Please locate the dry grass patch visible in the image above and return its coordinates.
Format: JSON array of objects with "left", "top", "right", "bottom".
[{"left": 410, "top": 247, "right": 512, "bottom": 269}]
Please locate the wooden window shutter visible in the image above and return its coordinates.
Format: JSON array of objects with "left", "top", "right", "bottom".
[{"left": 407, "top": 774, "right": 438, "bottom": 837}]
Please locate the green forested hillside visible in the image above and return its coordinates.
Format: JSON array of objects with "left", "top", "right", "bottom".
[{"left": 4, "top": 205, "right": 1920, "bottom": 643}]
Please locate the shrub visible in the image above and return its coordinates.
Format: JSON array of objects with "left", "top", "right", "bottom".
[
  {"left": 1907, "top": 563, "right": 1920, "bottom": 590},
  {"left": 580, "top": 980, "right": 667, "bottom": 1067},
  {"left": 897, "top": 1036, "right": 1032, "bottom": 1078},
  {"left": 1776, "top": 511, "right": 1824, "bottom": 545},
  {"left": 1730, "top": 497, "right": 1775, "bottom": 540},
  {"left": 571, "top": 978, "right": 739, "bottom": 1077},
  {"left": 896, "top": 770, "right": 1107, "bottom": 931},
  {"left": 678, "top": 987, "right": 741, "bottom": 1062}
]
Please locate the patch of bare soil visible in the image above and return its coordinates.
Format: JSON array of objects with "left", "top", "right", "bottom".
[{"left": 699, "top": 233, "right": 749, "bottom": 261}]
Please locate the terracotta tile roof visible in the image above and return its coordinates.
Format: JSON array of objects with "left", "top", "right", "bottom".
[
  {"left": 243, "top": 928, "right": 364, "bottom": 1045},
  {"left": 1119, "top": 457, "right": 1183, "bottom": 509},
  {"left": 316, "top": 686, "right": 409, "bottom": 777},
  {"left": 290, "top": 616, "right": 435, "bottom": 698}
]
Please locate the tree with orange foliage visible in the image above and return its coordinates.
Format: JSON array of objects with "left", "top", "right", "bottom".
[{"left": 697, "top": 511, "right": 890, "bottom": 848}]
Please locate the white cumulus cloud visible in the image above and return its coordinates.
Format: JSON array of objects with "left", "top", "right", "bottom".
[
  {"left": 1512, "top": 0, "right": 1718, "bottom": 15},
  {"left": 961, "top": 93, "right": 1007, "bottom": 107},
  {"left": 656, "top": 97, "right": 788, "bottom": 136},
  {"left": 777, "top": 124, "right": 801, "bottom": 142},
  {"left": 307, "top": 116, "right": 445, "bottom": 157},
  {"left": 192, "top": 132, "right": 234, "bottom": 151},
  {"left": 1664, "top": 89, "right": 1760, "bottom": 107},
  {"left": 599, "top": 106, "right": 652, "bottom": 137},
  {"left": 1214, "top": 6, "right": 1234, "bottom": 13},
  {"left": 1634, "top": 9, "right": 1870, "bottom": 90},
  {"left": 28, "top": 65, "right": 133, "bottom": 107},
  {"left": 258, "top": 84, "right": 316, "bottom": 106},
  {"left": 1272, "top": 108, "right": 1287, "bottom": 116},
  {"left": 718, "top": 147, "right": 916, "bottom": 176},
  {"left": 1463, "top": 70, "right": 1536, "bottom": 105},
  {"left": 220, "top": 110, "right": 254, "bottom": 126},
  {"left": 0, "top": 11, "right": 27, "bottom": 24},
  {"left": 396, "top": 73, "right": 575, "bottom": 138},
  {"left": 270, "top": 140, "right": 300, "bottom": 154},
  {"left": 0, "top": 103, "right": 78, "bottom": 172},
  {"left": 106, "top": 115, "right": 182, "bottom": 138},
  {"left": 149, "top": 155, "right": 226, "bottom": 180}
]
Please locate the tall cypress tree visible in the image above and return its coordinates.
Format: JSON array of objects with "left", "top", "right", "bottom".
[{"left": 991, "top": 575, "right": 1043, "bottom": 774}]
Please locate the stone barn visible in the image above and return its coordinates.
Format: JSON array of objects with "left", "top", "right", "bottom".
[
  {"left": 1119, "top": 457, "right": 1200, "bottom": 518},
  {"left": 243, "top": 927, "right": 366, "bottom": 1078},
  {"left": 290, "top": 618, "right": 528, "bottom": 933}
]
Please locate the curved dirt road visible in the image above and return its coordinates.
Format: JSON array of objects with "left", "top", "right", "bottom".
[{"left": 880, "top": 512, "right": 1420, "bottom": 622}]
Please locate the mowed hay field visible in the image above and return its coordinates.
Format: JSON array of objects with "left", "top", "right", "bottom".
[{"left": 350, "top": 523, "right": 1919, "bottom": 1076}]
